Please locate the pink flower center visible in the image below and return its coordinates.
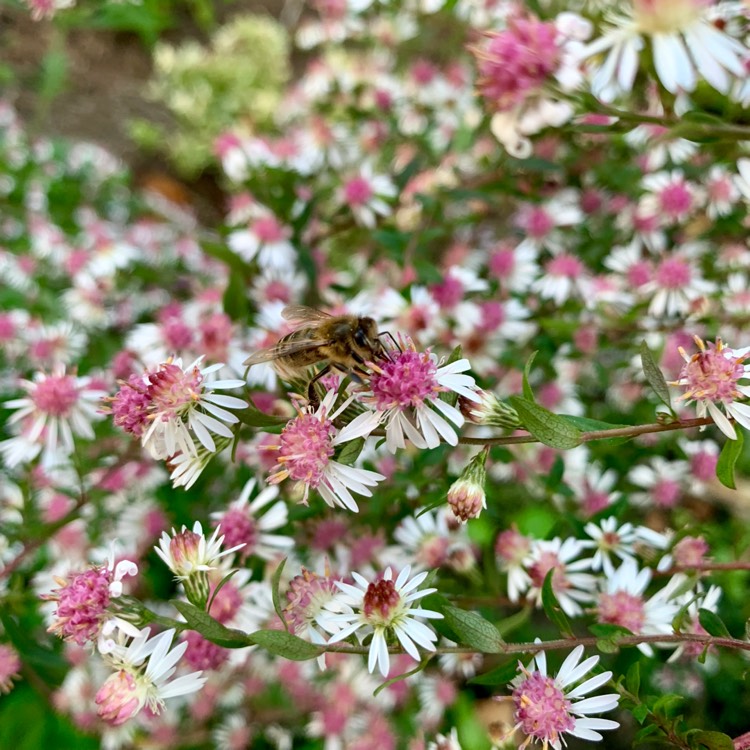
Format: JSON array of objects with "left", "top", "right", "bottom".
[
  {"left": 253, "top": 215, "right": 287, "bottom": 244},
  {"left": 163, "top": 318, "right": 194, "bottom": 351},
  {"left": 513, "top": 672, "right": 575, "bottom": 741},
  {"left": 215, "top": 509, "right": 258, "bottom": 560},
  {"left": 525, "top": 207, "right": 555, "bottom": 239},
  {"left": 47, "top": 567, "right": 112, "bottom": 646},
  {"left": 480, "top": 301, "right": 505, "bottom": 331},
  {"left": 0, "top": 314, "right": 15, "bottom": 341},
  {"left": 582, "top": 490, "right": 611, "bottom": 516},
  {"left": 111, "top": 374, "right": 151, "bottom": 438},
  {"left": 477, "top": 18, "right": 560, "bottom": 111},
  {"left": 363, "top": 578, "right": 400, "bottom": 623},
  {"left": 654, "top": 257, "right": 691, "bottom": 289},
  {"left": 430, "top": 275, "right": 464, "bottom": 308},
  {"left": 209, "top": 581, "right": 243, "bottom": 623},
  {"left": 148, "top": 362, "right": 203, "bottom": 418},
  {"left": 488, "top": 247, "right": 515, "bottom": 278},
  {"left": 690, "top": 451, "right": 717, "bottom": 482},
  {"left": 658, "top": 180, "right": 693, "bottom": 217},
  {"left": 597, "top": 590, "right": 646, "bottom": 632},
  {"left": 673, "top": 536, "right": 709, "bottom": 567},
  {"left": 419, "top": 535, "right": 450, "bottom": 568},
  {"left": 627, "top": 260, "right": 652, "bottom": 288},
  {"left": 546, "top": 253, "right": 583, "bottom": 278},
  {"left": 679, "top": 343, "right": 746, "bottom": 403},
  {"left": 343, "top": 177, "right": 373, "bottom": 205},
  {"left": 183, "top": 631, "right": 229, "bottom": 671},
  {"left": 285, "top": 569, "right": 338, "bottom": 634},
  {"left": 652, "top": 478, "right": 681, "bottom": 508},
  {"left": 32, "top": 375, "right": 79, "bottom": 417},
  {"left": 369, "top": 349, "right": 439, "bottom": 410},
  {"left": 495, "top": 528, "right": 531, "bottom": 564},
  {"left": 199, "top": 313, "right": 232, "bottom": 362},
  {"left": 708, "top": 174, "right": 733, "bottom": 202},
  {"left": 278, "top": 414, "right": 335, "bottom": 487},
  {"left": 528, "top": 551, "right": 567, "bottom": 591}
]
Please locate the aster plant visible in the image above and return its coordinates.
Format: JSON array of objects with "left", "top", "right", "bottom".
[{"left": 4, "top": 0, "right": 750, "bottom": 748}]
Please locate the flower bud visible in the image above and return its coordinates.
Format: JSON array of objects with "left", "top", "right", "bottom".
[
  {"left": 95, "top": 670, "right": 142, "bottom": 726},
  {"left": 462, "top": 390, "right": 520, "bottom": 429},
  {"left": 447, "top": 447, "right": 488, "bottom": 523}
]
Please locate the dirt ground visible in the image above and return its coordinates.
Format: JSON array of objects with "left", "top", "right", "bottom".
[{"left": 0, "top": 2, "right": 286, "bottom": 221}]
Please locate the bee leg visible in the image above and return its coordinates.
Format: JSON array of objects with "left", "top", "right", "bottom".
[
  {"left": 377, "top": 331, "right": 401, "bottom": 359},
  {"left": 306, "top": 364, "right": 332, "bottom": 407}
]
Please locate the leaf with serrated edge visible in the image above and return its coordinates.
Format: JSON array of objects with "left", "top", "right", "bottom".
[
  {"left": 247, "top": 630, "right": 321, "bottom": 661},
  {"left": 509, "top": 396, "right": 582, "bottom": 450},
  {"left": 172, "top": 601, "right": 251, "bottom": 648},
  {"left": 442, "top": 605, "right": 504, "bottom": 653}
]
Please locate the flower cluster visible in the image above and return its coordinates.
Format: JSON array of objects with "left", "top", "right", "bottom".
[{"left": 4, "top": 0, "right": 750, "bottom": 744}]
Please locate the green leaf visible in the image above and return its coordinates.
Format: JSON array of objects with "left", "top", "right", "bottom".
[
  {"left": 626, "top": 662, "right": 640, "bottom": 696},
  {"left": 271, "top": 558, "right": 289, "bottom": 632},
  {"left": 595, "top": 639, "right": 620, "bottom": 654},
  {"left": 652, "top": 693, "right": 685, "bottom": 719},
  {"left": 640, "top": 340, "right": 672, "bottom": 409},
  {"left": 469, "top": 659, "right": 519, "bottom": 686},
  {"left": 635, "top": 724, "right": 659, "bottom": 739},
  {"left": 246, "top": 630, "right": 321, "bottom": 661},
  {"left": 508, "top": 396, "right": 582, "bottom": 450},
  {"left": 522, "top": 351, "right": 538, "bottom": 401},
  {"left": 222, "top": 269, "right": 250, "bottom": 322},
  {"left": 172, "top": 601, "right": 251, "bottom": 648},
  {"left": 441, "top": 606, "right": 504, "bottom": 653},
  {"left": 686, "top": 730, "right": 735, "bottom": 750},
  {"left": 632, "top": 703, "right": 650, "bottom": 725},
  {"left": 336, "top": 437, "right": 365, "bottom": 466},
  {"left": 236, "top": 403, "right": 288, "bottom": 429},
  {"left": 541, "top": 569, "right": 573, "bottom": 636},
  {"left": 588, "top": 623, "right": 633, "bottom": 638},
  {"left": 716, "top": 430, "right": 743, "bottom": 490},
  {"left": 697, "top": 608, "right": 730, "bottom": 638}
]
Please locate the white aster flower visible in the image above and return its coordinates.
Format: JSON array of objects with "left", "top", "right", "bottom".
[
  {"left": 2, "top": 366, "right": 106, "bottom": 468},
  {"left": 583, "top": 0, "right": 748, "bottom": 100},
  {"left": 319, "top": 565, "right": 443, "bottom": 677},
  {"left": 154, "top": 521, "right": 245, "bottom": 580},
  {"left": 594, "top": 558, "right": 684, "bottom": 655},
  {"left": 352, "top": 339, "right": 480, "bottom": 453},
  {"left": 504, "top": 644, "right": 619, "bottom": 749},
  {"left": 95, "top": 627, "right": 206, "bottom": 726},
  {"left": 266, "top": 390, "right": 385, "bottom": 512},
  {"left": 137, "top": 357, "right": 247, "bottom": 460}
]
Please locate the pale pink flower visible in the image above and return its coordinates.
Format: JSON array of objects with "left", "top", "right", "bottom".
[
  {"left": 2, "top": 367, "right": 106, "bottom": 468},
  {"left": 503, "top": 645, "right": 619, "bottom": 748},
  {"left": 673, "top": 337, "right": 750, "bottom": 439}
]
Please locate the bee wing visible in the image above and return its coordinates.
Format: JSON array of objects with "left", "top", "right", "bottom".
[
  {"left": 281, "top": 305, "right": 333, "bottom": 326},
  {"left": 243, "top": 336, "right": 331, "bottom": 366}
]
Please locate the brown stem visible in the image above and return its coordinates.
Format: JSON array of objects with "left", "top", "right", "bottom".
[
  {"left": 321, "top": 632, "right": 750, "bottom": 656},
  {"left": 456, "top": 416, "right": 714, "bottom": 446}
]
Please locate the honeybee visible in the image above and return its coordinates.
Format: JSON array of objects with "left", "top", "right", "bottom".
[{"left": 243, "top": 305, "right": 395, "bottom": 404}]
